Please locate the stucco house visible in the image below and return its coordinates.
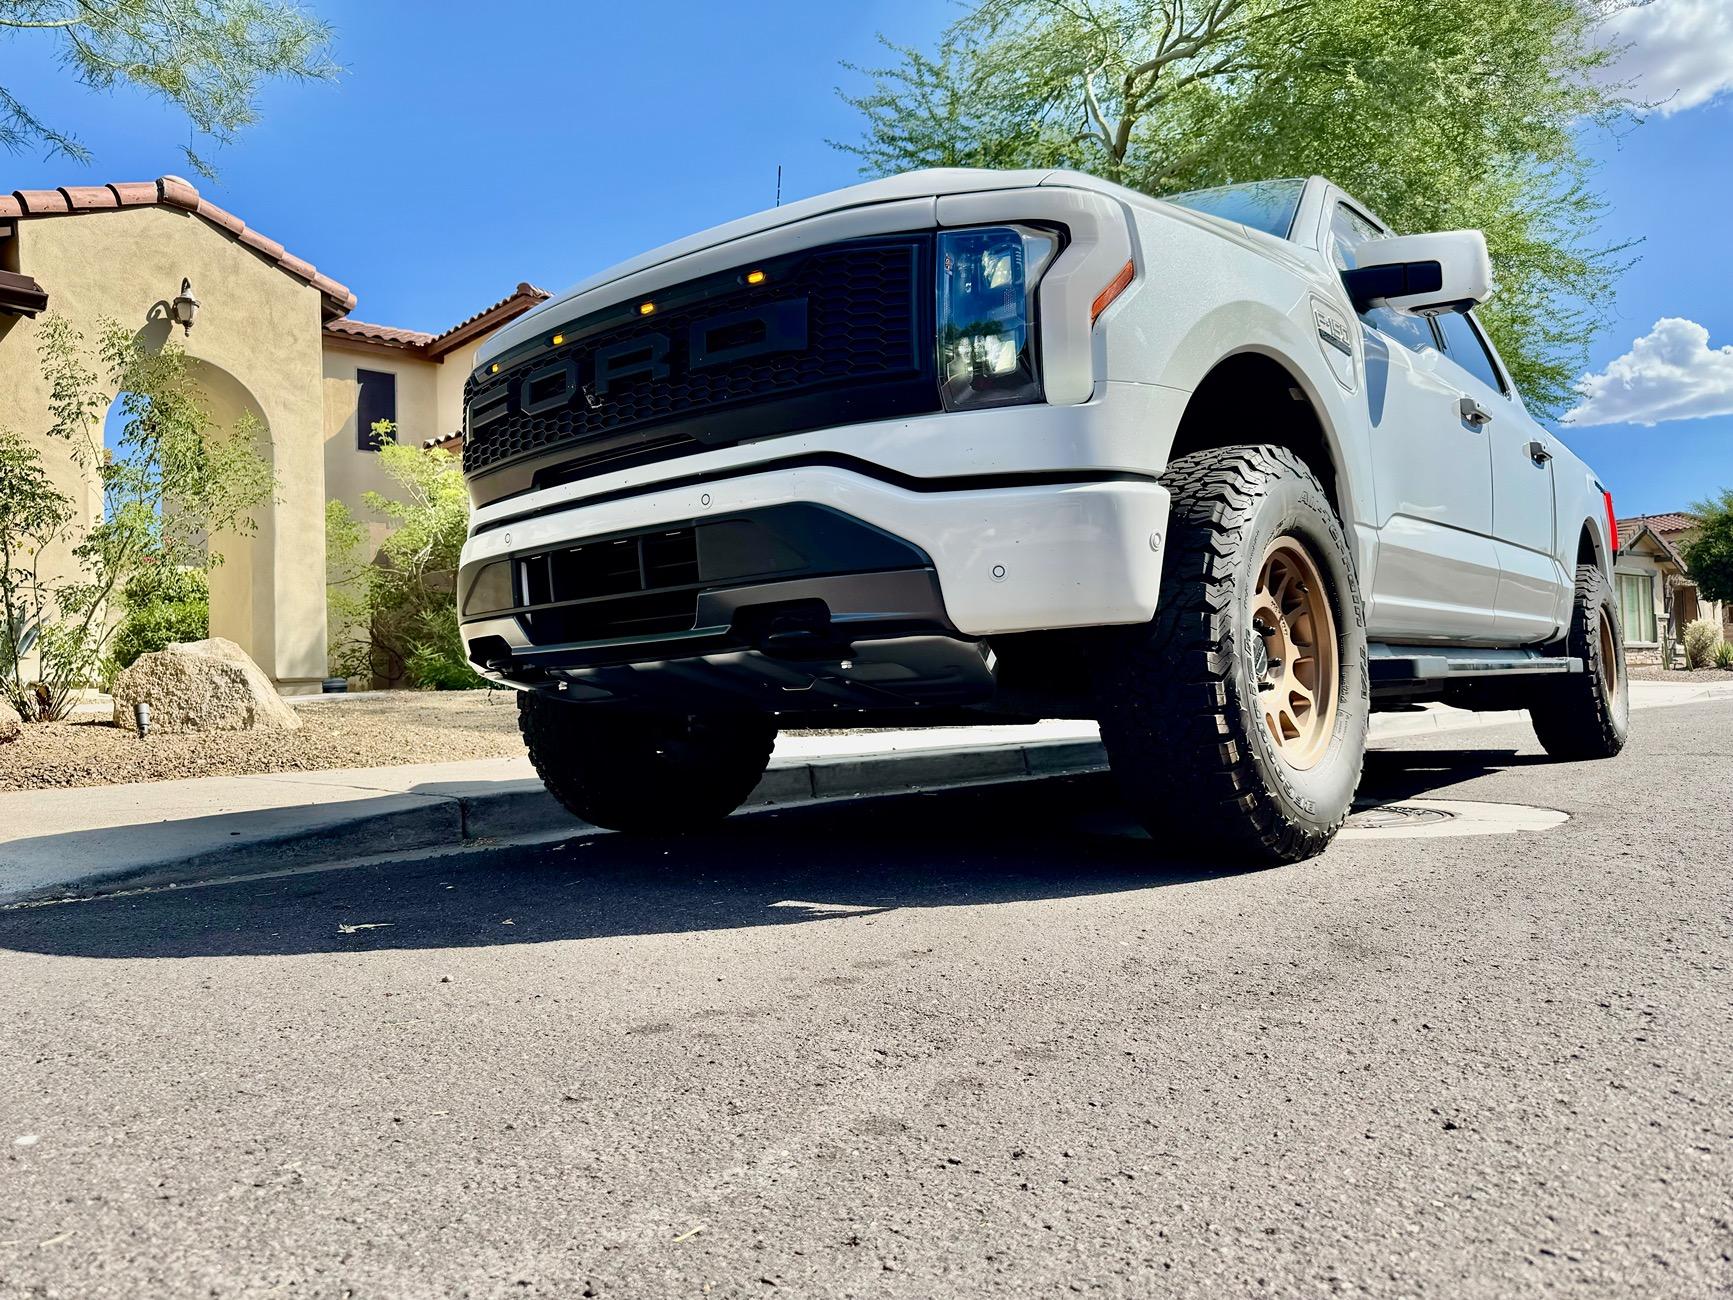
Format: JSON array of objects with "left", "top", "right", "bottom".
[
  {"left": 1613, "top": 512, "right": 1730, "bottom": 662},
  {"left": 0, "top": 176, "right": 544, "bottom": 692}
]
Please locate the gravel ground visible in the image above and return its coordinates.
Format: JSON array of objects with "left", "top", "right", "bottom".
[
  {"left": 0, "top": 690, "right": 524, "bottom": 790},
  {"left": 1628, "top": 664, "right": 1733, "bottom": 682}
]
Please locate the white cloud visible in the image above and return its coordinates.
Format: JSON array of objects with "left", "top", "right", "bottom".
[
  {"left": 1565, "top": 317, "right": 1733, "bottom": 427},
  {"left": 1595, "top": 0, "right": 1733, "bottom": 115}
]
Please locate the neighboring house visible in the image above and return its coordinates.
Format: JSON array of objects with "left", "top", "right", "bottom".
[
  {"left": 0, "top": 176, "right": 544, "bottom": 690},
  {"left": 1613, "top": 512, "right": 1730, "bottom": 662}
]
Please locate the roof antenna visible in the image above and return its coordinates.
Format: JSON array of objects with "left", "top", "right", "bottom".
[{"left": 775, "top": 164, "right": 782, "bottom": 208}]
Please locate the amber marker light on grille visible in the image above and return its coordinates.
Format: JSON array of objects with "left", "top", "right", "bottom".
[
  {"left": 489, "top": 362, "right": 500, "bottom": 373},
  {"left": 1091, "top": 259, "right": 1136, "bottom": 324},
  {"left": 551, "top": 333, "right": 565, "bottom": 346},
  {"left": 638, "top": 301, "right": 656, "bottom": 316},
  {"left": 745, "top": 269, "right": 767, "bottom": 285}
]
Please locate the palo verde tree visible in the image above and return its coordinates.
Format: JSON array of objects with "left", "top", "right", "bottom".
[
  {"left": 0, "top": 0, "right": 336, "bottom": 178},
  {"left": 1681, "top": 489, "right": 1733, "bottom": 607},
  {"left": 0, "top": 314, "right": 275, "bottom": 720},
  {"left": 838, "top": 0, "right": 1640, "bottom": 418}
]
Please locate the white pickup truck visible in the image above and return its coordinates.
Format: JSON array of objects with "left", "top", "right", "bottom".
[{"left": 456, "top": 170, "right": 1627, "bottom": 862}]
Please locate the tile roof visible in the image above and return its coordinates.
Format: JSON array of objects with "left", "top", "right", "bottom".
[
  {"left": 1615, "top": 512, "right": 1698, "bottom": 536},
  {"left": 0, "top": 176, "right": 356, "bottom": 317},
  {"left": 1617, "top": 519, "right": 1687, "bottom": 568},
  {"left": 322, "top": 319, "right": 436, "bottom": 351},
  {"left": 320, "top": 282, "right": 549, "bottom": 361}
]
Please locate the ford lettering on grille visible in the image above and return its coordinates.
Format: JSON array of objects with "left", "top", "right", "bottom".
[
  {"left": 503, "top": 299, "right": 809, "bottom": 423},
  {"left": 460, "top": 237, "right": 934, "bottom": 493}
]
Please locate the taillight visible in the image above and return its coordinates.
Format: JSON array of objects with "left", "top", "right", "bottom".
[{"left": 1604, "top": 490, "right": 1619, "bottom": 554}]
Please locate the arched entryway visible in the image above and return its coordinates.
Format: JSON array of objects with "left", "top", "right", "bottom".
[
  {"left": 95, "top": 354, "right": 285, "bottom": 678},
  {"left": 180, "top": 359, "right": 278, "bottom": 665}
]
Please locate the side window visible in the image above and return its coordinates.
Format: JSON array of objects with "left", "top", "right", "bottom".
[
  {"left": 1433, "top": 310, "right": 1509, "bottom": 396},
  {"left": 1328, "top": 203, "right": 1438, "bottom": 354},
  {"left": 356, "top": 369, "right": 398, "bottom": 449}
]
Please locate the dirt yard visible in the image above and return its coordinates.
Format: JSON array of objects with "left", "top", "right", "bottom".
[
  {"left": 0, "top": 690, "right": 525, "bottom": 791},
  {"left": 1628, "top": 664, "right": 1733, "bottom": 683}
]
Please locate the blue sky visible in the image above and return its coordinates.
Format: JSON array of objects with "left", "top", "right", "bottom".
[{"left": 8, "top": 0, "right": 1732, "bottom": 515}]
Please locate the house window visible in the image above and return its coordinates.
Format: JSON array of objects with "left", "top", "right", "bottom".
[
  {"left": 1616, "top": 571, "right": 1657, "bottom": 644},
  {"left": 356, "top": 369, "right": 397, "bottom": 449}
]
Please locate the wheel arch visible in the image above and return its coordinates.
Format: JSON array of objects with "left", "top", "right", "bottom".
[
  {"left": 1167, "top": 345, "right": 1358, "bottom": 530},
  {"left": 1576, "top": 516, "right": 1611, "bottom": 578}
]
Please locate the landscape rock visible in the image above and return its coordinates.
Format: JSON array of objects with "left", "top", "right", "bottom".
[
  {"left": 111, "top": 637, "right": 301, "bottom": 734},
  {"left": 0, "top": 698, "right": 19, "bottom": 744}
]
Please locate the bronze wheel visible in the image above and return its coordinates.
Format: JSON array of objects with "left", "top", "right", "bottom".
[
  {"left": 1530, "top": 563, "right": 1628, "bottom": 760},
  {"left": 1249, "top": 536, "right": 1338, "bottom": 771},
  {"left": 1094, "top": 444, "right": 1368, "bottom": 864},
  {"left": 1597, "top": 608, "right": 1618, "bottom": 697}
]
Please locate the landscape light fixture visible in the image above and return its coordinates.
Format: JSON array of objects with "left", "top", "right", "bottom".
[{"left": 171, "top": 278, "right": 200, "bottom": 334}]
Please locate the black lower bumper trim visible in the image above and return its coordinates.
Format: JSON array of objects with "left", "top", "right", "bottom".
[
  {"left": 535, "top": 634, "right": 996, "bottom": 714},
  {"left": 464, "top": 566, "right": 955, "bottom": 676}
]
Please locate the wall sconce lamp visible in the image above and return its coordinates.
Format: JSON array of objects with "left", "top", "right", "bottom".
[{"left": 171, "top": 278, "right": 200, "bottom": 334}]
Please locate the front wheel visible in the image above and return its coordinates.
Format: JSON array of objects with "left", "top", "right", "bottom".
[
  {"left": 1094, "top": 445, "right": 1370, "bottom": 864},
  {"left": 1528, "top": 564, "right": 1629, "bottom": 760},
  {"left": 518, "top": 693, "right": 775, "bottom": 833}
]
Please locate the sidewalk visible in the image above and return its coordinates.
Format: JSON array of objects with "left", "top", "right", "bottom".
[{"left": 6, "top": 680, "right": 1732, "bottom": 903}]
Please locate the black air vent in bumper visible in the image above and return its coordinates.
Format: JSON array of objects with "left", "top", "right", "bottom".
[{"left": 461, "top": 503, "right": 934, "bottom": 650}]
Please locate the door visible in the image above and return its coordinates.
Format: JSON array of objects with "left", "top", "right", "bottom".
[
  {"left": 1330, "top": 203, "right": 1500, "bottom": 643},
  {"left": 1432, "top": 310, "right": 1568, "bottom": 643}
]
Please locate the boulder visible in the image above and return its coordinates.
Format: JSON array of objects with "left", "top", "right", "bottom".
[
  {"left": 111, "top": 637, "right": 301, "bottom": 734},
  {"left": 0, "top": 698, "right": 19, "bottom": 744}
]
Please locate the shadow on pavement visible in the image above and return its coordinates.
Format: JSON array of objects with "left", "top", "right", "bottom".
[
  {"left": 1359, "top": 747, "right": 1554, "bottom": 802},
  {"left": 1, "top": 744, "right": 1543, "bottom": 962},
  {"left": 0, "top": 775, "right": 1243, "bottom": 961}
]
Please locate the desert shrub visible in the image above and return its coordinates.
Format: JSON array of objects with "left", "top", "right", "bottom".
[
  {"left": 1715, "top": 640, "right": 1733, "bottom": 671},
  {"left": 403, "top": 604, "right": 483, "bottom": 690},
  {"left": 327, "top": 431, "right": 490, "bottom": 691},
  {"left": 1682, "top": 617, "right": 1721, "bottom": 669},
  {"left": 105, "top": 566, "right": 209, "bottom": 679}
]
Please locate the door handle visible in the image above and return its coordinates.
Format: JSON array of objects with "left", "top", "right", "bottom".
[
  {"left": 1525, "top": 439, "right": 1552, "bottom": 464},
  {"left": 1458, "top": 396, "right": 1493, "bottom": 428}
]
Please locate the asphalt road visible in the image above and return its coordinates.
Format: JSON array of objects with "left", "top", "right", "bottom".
[{"left": 2, "top": 703, "right": 1729, "bottom": 1299}]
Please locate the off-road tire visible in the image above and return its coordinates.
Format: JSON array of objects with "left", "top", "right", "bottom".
[
  {"left": 1528, "top": 564, "right": 1629, "bottom": 760},
  {"left": 518, "top": 693, "right": 775, "bottom": 833},
  {"left": 1094, "top": 445, "right": 1369, "bottom": 864}
]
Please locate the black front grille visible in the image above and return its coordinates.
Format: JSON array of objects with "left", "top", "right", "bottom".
[{"left": 463, "top": 236, "right": 935, "bottom": 488}]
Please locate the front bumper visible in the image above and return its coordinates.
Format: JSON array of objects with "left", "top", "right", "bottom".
[{"left": 457, "top": 464, "right": 1169, "bottom": 690}]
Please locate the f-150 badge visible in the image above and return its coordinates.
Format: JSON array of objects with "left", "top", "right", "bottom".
[
  {"left": 1314, "top": 305, "right": 1353, "bottom": 357},
  {"left": 1311, "top": 299, "right": 1357, "bottom": 393}
]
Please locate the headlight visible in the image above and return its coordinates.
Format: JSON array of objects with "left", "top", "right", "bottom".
[{"left": 936, "top": 225, "right": 1059, "bottom": 412}]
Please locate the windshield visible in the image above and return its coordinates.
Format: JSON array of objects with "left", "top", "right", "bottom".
[{"left": 1162, "top": 179, "right": 1306, "bottom": 240}]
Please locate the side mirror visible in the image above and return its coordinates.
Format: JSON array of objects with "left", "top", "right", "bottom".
[{"left": 1341, "top": 230, "right": 1492, "bottom": 317}]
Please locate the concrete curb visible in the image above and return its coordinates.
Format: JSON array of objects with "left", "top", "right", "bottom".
[
  {"left": 10, "top": 680, "right": 1731, "bottom": 906},
  {"left": 1, "top": 739, "right": 1110, "bottom": 905},
  {"left": 419, "top": 739, "right": 1110, "bottom": 849}
]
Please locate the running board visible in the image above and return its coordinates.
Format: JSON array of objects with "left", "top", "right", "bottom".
[{"left": 1369, "top": 645, "right": 1582, "bottom": 691}]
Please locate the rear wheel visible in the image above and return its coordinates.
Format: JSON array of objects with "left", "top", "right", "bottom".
[
  {"left": 1094, "top": 445, "right": 1369, "bottom": 863},
  {"left": 518, "top": 692, "right": 775, "bottom": 833},
  {"left": 1529, "top": 564, "right": 1629, "bottom": 760}
]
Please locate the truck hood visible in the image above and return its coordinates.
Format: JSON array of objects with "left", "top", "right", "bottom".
[{"left": 480, "top": 168, "right": 1087, "bottom": 365}]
